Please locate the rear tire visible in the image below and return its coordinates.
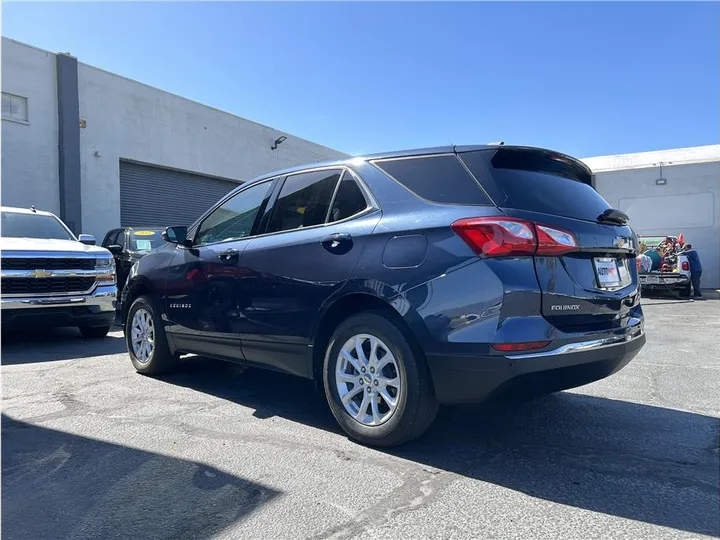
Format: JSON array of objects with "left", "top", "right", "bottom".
[
  {"left": 680, "top": 284, "right": 692, "bottom": 299},
  {"left": 79, "top": 325, "right": 111, "bottom": 339},
  {"left": 323, "top": 312, "right": 438, "bottom": 447},
  {"left": 126, "top": 295, "right": 178, "bottom": 375}
]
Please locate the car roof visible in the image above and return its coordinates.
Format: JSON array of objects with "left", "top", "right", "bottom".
[
  {"left": 1, "top": 205, "right": 57, "bottom": 217},
  {"left": 242, "top": 144, "right": 591, "bottom": 187}
]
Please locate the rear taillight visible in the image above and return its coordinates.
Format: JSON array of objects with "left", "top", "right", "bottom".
[
  {"left": 535, "top": 224, "right": 578, "bottom": 255},
  {"left": 682, "top": 261, "right": 689, "bottom": 271},
  {"left": 492, "top": 341, "right": 551, "bottom": 352},
  {"left": 451, "top": 217, "right": 578, "bottom": 258},
  {"left": 451, "top": 218, "right": 535, "bottom": 257}
]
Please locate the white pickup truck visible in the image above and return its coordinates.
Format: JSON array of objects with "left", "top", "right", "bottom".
[{"left": 1, "top": 206, "right": 118, "bottom": 338}]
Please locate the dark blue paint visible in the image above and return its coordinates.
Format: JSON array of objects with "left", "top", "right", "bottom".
[{"left": 121, "top": 145, "right": 645, "bottom": 404}]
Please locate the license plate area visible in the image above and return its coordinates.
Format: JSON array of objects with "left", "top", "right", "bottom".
[
  {"left": 643, "top": 276, "right": 660, "bottom": 284},
  {"left": 594, "top": 257, "right": 630, "bottom": 289}
]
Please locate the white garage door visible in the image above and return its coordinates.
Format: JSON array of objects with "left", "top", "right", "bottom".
[{"left": 119, "top": 161, "right": 240, "bottom": 227}]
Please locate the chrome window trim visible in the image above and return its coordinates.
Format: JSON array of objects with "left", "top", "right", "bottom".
[{"left": 188, "top": 166, "right": 379, "bottom": 249}]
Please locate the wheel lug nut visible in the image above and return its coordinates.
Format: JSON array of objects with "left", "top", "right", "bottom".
[
  {"left": 367, "top": 386, "right": 372, "bottom": 392},
  {"left": 374, "top": 380, "right": 379, "bottom": 386},
  {"left": 361, "top": 367, "right": 366, "bottom": 373},
  {"left": 370, "top": 367, "right": 375, "bottom": 373}
]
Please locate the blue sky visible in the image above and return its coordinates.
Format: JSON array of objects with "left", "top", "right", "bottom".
[{"left": 3, "top": 2, "right": 718, "bottom": 157}]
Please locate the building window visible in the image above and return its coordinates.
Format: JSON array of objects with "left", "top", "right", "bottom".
[{"left": 2, "top": 92, "right": 29, "bottom": 123}]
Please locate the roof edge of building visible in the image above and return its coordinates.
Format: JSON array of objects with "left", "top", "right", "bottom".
[{"left": 582, "top": 144, "right": 720, "bottom": 172}]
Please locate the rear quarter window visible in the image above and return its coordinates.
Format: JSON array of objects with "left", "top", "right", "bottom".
[{"left": 373, "top": 154, "right": 492, "bottom": 205}]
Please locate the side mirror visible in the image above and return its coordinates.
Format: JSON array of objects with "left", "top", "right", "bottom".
[
  {"left": 78, "top": 234, "right": 96, "bottom": 246},
  {"left": 107, "top": 244, "right": 124, "bottom": 255},
  {"left": 163, "top": 226, "right": 189, "bottom": 246}
]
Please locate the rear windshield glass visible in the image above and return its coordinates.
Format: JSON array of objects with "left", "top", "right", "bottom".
[
  {"left": 1, "top": 211, "right": 75, "bottom": 240},
  {"left": 460, "top": 149, "right": 612, "bottom": 222},
  {"left": 373, "top": 155, "right": 491, "bottom": 205}
]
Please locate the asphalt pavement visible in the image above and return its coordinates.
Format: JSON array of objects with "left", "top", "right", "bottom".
[{"left": 2, "top": 295, "right": 719, "bottom": 539}]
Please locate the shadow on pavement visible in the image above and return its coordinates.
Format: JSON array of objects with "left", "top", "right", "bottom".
[
  {"left": 162, "top": 358, "right": 720, "bottom": 537},
  {"left": 1, "top": 414, "right": 279, "bottom": 540},
  {"left": 1, "top": 328, "right": 127, "bottom": 364}
]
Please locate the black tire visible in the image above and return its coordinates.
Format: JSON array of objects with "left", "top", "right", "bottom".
[
  {"left": 126, "top": 295, "right": 178, "bottom": 375},
  {"left": 323, "top": 311, "right": 438, "bottom": 447},
  {"left": 680, "top": 284, "right": 692, "bottom": 299},
  {"left": 79, "top": 325, "right": 111, "bottom": 339}
]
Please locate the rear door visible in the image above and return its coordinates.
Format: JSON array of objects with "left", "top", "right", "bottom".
[
  {"left": 459, "top": 147, "right": 640, "bottom": 333},
  {"left": 237, "top": 168, "right": 381, "bottom": 377}
]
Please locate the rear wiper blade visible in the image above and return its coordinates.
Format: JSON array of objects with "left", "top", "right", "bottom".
[{"left": 597, "top": 208, "right": 629, "bottom": 225}]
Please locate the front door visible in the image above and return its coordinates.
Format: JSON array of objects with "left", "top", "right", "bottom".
[
  {"left": 237, "top": 168, "right": 380, "bottom": 377},
  {"left": 163, "top": 178, "right": 276, "bottom": 360}
]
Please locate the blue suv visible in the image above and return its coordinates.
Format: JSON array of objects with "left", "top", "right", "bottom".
[{"left": 120, "top": 145, "right": 645, "bottom": 447}]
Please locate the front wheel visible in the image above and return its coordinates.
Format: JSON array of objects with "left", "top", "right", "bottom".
[
  {"left": 126, "top": 295, "right": 178, "bottom": 375},
  {"left": 323, "top": 312, "right": 437, "bottom": 447}
]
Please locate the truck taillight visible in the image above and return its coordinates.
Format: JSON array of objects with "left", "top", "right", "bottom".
[
  {"left": 451, "top": 217, "right": 578, "bottom": 258},
  {"left": 682, "top": 261, "right": 689, "bottom": 271}
]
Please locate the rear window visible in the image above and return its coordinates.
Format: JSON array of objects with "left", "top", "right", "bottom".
[
  {"left": 460, "top": 149, "right": 612, "bottom": 222},
  {"left": 373, "top": 155, "right": 492, "bottom": 205}
]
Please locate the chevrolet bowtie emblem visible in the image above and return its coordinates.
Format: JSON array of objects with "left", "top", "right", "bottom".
[{"left": 31, "top": 269, "right": 53, "bottom": 278}]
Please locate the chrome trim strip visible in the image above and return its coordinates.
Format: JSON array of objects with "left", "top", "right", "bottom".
[
  {"left": 1, "top": 269, "right": 106, "bottom": 278},
  {"left": 0, "top": 251, "right": 108, "bottom": 259},
  {"left": 505, "top": 327, "right": 644, "bottom": 360},
  {"left": 0, "top": 285, "right": 117, "bottom": 312}
]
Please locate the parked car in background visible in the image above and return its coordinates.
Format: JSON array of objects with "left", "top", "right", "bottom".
[
  {"left": 1, "top": 206, "right": 117, "bottom": 338},
  {"left": 638, "top": 235, "right": 691, "bottom": 297},
  {"left": 119, "top": 145, "right": 645, "bottom": 447},
  {"left": 101, "top": 227, "right": 167, "bottom": 296}
]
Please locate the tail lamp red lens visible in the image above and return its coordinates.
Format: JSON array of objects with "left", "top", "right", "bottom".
[
  {"left": 492, "top": 341, "right": 551, "bottom": 352},
  {"left": 451, "top": 217, "right": 578, "bottom": 258},
  {"left": 682, "top": 261, "right": 689, "bottom": 271}
]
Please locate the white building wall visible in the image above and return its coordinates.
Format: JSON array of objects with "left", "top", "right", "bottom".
[
  {"left": 77, "top": 64, "right": 347, "bottom": 239},
  {"left": 591, "top": 160, "right": 720, "bottom": 289},
  {"left": 1, "top": 39, "right": 60, "bottom": 214}
]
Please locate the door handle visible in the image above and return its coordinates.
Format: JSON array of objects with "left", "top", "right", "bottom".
[
  {"left": 321, "top": 233, "right": 353, "bottom": 253},
  {"left": 218, "top": 248, "right": 240, "bottom": 263}
]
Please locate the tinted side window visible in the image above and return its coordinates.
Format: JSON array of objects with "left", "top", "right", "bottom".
[
  {"left": 373, "top": 155, "right": 491, "bottom": 205},
  {"left": 267, "top": 170, "right": 341, "bottom": 233},
  {"left": 103, "top": 230, "right": 118, "bottom": 247},
  {"left": 329, "top": 172, "right": 368, "bottom": 222},
  {"left": 195, "top": 181, "right": 273, "bottom": 246},
  {"left": 116, "top": 230, "right": 127, "bottom": 249}
]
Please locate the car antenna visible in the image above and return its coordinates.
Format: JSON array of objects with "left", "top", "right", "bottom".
[{"left": 30, "top": 205, "right": 36, "bottom": 213}]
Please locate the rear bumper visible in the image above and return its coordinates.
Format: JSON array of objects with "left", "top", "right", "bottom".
[
  {"left": 639, "top": 274, "right": 690, "bottom": 289},
  {"left": 1, "top": 285, "right": 117, "bottom": 329},
  {"left": 426, "top": 326, "right": 645, "bottom": 404}
]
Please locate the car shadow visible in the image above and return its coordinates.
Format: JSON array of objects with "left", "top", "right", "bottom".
[
  {"left": 161, "top": 358, "right": 720, "bottom": 537},
  {"left": 1, "top": 328, "right": 127, "bottom": 364},
  {"left": 1, "top": 414, "right": 279, "bottom": 540}
]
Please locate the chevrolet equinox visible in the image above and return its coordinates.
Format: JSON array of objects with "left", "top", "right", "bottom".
[{"left": 120, "top": 145, "right": 645, "bottom": 447}]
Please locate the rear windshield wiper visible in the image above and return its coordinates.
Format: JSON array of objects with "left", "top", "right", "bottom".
[{"left": 597, "top": 208, "right": 629, "bottom": 225}]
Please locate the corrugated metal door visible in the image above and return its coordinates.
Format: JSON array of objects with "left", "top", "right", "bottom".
[{"left": 119, "top": 162, "right": 239, "bottom": 227}]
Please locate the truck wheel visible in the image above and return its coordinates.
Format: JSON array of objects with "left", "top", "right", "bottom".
[
  {"left": 79, "top": 325, "right": 111, "bottom": 339},
  {"left": 126, "top": 295, "right": 178, "bottom": 375},
  {"left": 323, "top": 312, "right": 438, "bottom": 447},
  {"left": 680, "top": 284, "right": 692, "bottom": 299}
]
